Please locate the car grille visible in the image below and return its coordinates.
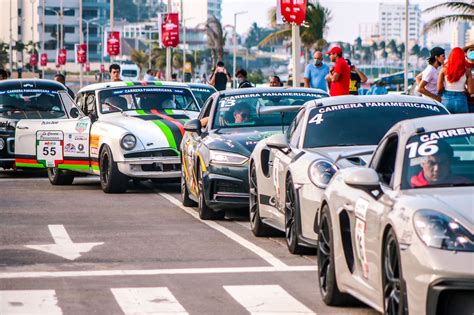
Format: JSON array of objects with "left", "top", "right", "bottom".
[
  {"left": 214, "top": 180, "right": 246, "bottom": 194},
  {"left": 124, "top": 149, "right": 179, "bottom": 159},
  {"left": 436, "top": 290, "right": 474, "bottom": 315},
  {"left": 141, "top": 163, "right": 180, "bottom": 172}
]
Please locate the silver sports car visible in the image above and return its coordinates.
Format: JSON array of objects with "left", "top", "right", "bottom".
[
  {"left": 317, "top": 113, "right": 474, "bottom": 315},
  {"left": 249, "top": 95, "right": 449, "bottom": 254}
]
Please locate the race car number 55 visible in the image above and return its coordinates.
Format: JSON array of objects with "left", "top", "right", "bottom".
[{"left": 36, "top": 130, "right": 64, "bottom": 167}]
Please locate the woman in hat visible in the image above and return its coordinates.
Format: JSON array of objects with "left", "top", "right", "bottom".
[{"left": 437, "top": 47, "right": 474, "bottom": 113}]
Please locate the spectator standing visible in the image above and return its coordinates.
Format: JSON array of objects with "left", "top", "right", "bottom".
[
  {"left": 304, "top": 51, "right": 329, "bottom": 91},
  {"left": 0, "top": 69, "right": 7, "bottom": 80},
  {"left": 437, "top": 47, "right": 474, "bottom": 113},
  {"left": 464, "top": 41, "right": 474, "bottom": 112},
  {"left": 144, "top": 69, "right": 156, "bottom": 81},
  {"left": 345, "top": 59, "right": 368, "bottom": 95},
  {"left": 269, "top": 75, "right": 282, "bottom": 87},
  {"left": 418, "top": 47, "right": 445, "bottom": 101},
  {"left": 325, "top": 46, "right": 350, "bottom": 96},
  {"left": 54, "top": 74, "right": 75, "bottom": 99},
  {"left": 236, "top": 69, "right": 253, "bottom": 88},
  {"left": 209, "top": 61, "right": 231, "bottom": 91},
  {"left": 109, "top": 64, "right": 122, "bottom": 82},
  {"left": 368, "top": 81, "right": 388, "bottom": 95}
]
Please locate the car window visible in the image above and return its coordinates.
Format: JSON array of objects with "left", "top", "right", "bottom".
[
  {"left": 373, "top": 134, "right": 398, "bottom": 187},
  {"left": 289, "top": 109, "right": 305, "bottom": 147},
  {"left": 303, "top": 102, "right": 448, "bottom": 148},
  {"left": 191, "top": 87, "right": 215, "bottom": 107}
]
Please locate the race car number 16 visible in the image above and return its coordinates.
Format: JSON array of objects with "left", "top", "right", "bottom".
[{"left": 36, "top": 131, "right": 64, "bottom": 167}]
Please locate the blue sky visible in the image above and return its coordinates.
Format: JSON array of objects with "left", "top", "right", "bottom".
[{"left": 222, "top": 0, "right": 451, "bottom": 45}]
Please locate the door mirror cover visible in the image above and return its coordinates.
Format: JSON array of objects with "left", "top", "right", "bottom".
[
  {"left": 344, "top": 167, "right": 380, "bottom": 187},
  {"left": 69, "top": 107, "right": 80, "bottom": 119},
  {"left": 184, "top": 119, "right": 202, "bottom": 134},
  {"left": 266, "top": 133, "right": 288, "bottom": 150}
]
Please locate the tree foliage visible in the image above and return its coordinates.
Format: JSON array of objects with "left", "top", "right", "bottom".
[{"left": 423, "top": 1, "right": 474, "bottom": 33}]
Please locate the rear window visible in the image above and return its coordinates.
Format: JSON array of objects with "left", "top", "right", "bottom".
[
  {"left": 121, "top": 70, "right": 138, "bottom": 77},
  {"left": 304, "top": 102, "right": 448, "bottom": 148},
  {"left": 0, "top": 88, "right": 66, "bottom": 119}
]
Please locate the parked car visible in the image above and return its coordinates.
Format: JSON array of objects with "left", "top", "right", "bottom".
[
  {"left": 187, "top": 83, "right": 216, "bottom": 107},
  {"left": 181, "top": 87, "right": 328, "bottom": 219},
  {"left": 0, "top": 79, "right": 74, "bottom": 170},
  {"left": 15, "top": 81, "right": 200, "bottom": 193},
  {"left": 317, "top": 113, "right": 474, "bottom": 314},
  {"left": 249, "top": 95, "right": 449, "bottom": 254}
]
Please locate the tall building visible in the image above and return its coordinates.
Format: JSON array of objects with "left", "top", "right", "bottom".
[
  {"left": 452, "top": 22, "right": 472, "bottom": 48},
  {"left": 378, "top": 3, "right": 422, "bottom": 47},
  {"left": 171, "top": 0, "right": 222, "bottom": 26},
  {"left": 0, "top": 0, "right": 108, "bottom": 65}
]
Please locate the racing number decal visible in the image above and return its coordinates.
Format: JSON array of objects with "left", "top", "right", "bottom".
[
  {"left": 36, "top": 131, "right": 64, "bottom": 167},
  {"left": 309, "top": 113, "right": 324, "bottom": 124},
  {"left": 405, "top": 140, "right": 439, "bottom": 158}
]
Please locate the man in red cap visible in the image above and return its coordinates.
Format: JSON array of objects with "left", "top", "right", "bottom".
[{"left": 325, "top": 46, "right": 350, "bottom": 96}]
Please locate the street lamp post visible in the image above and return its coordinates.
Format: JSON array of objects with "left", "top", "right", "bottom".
[
  {"left": 30, "top": 0, "right": 36, "bottom": 75},
  {"left": 45, "top": 8, "right": 60, "bottom": 68},
  {"left": 41, "top": 0, "right": 45, "bottom": 78},
  {"left": 404, "top": 0, "right": 409, "bottom": 94},
  {"left": 182, "top": 17, "right": 194, "bottom": 82},
  {"left": 233, "top": 11, "right": 247, "bottom": 88},
  {"left": 9, "top": 0, "right": 13, "bottom": 74}
]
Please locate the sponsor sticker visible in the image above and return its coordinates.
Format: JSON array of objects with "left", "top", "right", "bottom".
[
  {"left": 64, "top": 143, "right": 76, "bottom": 153},
  {"left": 355, "top": 218, "right": 369, "bottom": 279},
  {"left": 75, "top": 121, "right": 89, "bottom": 133}
]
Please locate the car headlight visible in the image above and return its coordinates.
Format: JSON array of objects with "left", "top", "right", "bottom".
[
  {"left": 308, "top": 159, "right": 338, "bottom": 189},
  {"left": 120, "top": 134, "right": 136, "bottom": 150},
  {"left": 209, "top": 150, "right": 248, "bottom": 166},
  {"left": 413, "top": 210, "right": 474, "bottom": 252}
]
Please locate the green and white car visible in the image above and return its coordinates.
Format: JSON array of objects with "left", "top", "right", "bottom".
[{"left": 15, "top": 81, "right": 200, "bottom": 193}]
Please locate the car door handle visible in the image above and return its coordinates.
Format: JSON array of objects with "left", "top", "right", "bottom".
[{"left": 17, "top": 126, "right": 29, "bottom": 130}]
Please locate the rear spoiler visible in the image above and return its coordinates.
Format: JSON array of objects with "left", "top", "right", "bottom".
[{"left": 258, "top": 104, "right": 303, "bottom": 115}]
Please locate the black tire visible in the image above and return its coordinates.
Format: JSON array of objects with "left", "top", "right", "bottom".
[
  {"left": 383, "top": 229, "right": 408, "bottom": 315},
  {"left": 99, "top": 145, "right": 128, "bottom": 193},
  {"left": 181, "top": 166, "right": 197, "bottom": 207},
  {"left": 47, "top": 167, "right": 74, "bottom": 185},
  {"left": 285, "top": 176, "right": 315, "bottom": 255},
  {"left": 249, "top": 162, "right": 276, "bottom": 236},
  {"left": 318, "top": 204, "right": 355, "bottom": 306},
  {"left": 197, "top": 163, "right": 224, "bottom": 220}
]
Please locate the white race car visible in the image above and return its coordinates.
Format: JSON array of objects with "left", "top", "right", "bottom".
[
  {"left": 249, "top": 95, "right": 449, "bottom": 254},
  {"left": 15, "top": 81, "right": 200, "bottom": 193}
]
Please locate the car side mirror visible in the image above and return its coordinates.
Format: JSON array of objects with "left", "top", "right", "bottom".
[
  {"left": 344, "top": 167, "right": 382, "bottom": 199},
  {"left": 69, "top": 107, "right": 80, "bottom": 119},
  {"left": 266, "top": 133, "right": 288, "bottom": 150},
  {"left": 184, "top": 119, "right": 202, "bottom": 135}
]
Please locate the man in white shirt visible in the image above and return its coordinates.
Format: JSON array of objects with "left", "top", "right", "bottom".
[{"left": 418, "top": 47, "right": 445, "bottom": 102}]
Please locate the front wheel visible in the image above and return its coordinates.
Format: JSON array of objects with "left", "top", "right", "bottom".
[
  {"left": 99, "top": 145, "right": 128, "bottom": 193},
  {"left": 48, "top": 167, "right": 74, "bottom": 185},
  {"left": 383, "top": 229, "right": 408, "bottom": 315}
]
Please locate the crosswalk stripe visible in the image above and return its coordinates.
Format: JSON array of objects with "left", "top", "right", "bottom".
[
  {"left": 0, "top": 290, "right": 62, "bottom": 314},
  {"left": 111, "top": 287, "right": 188, "bottom": 314},
  {"left": 224, "top": 285, "right": 316, "bottom": 314}
]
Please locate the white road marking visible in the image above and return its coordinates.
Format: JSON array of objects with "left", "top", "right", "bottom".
[
  {"left": 111, "top": 287, "right": 188, "bottom": 315},
  {"left": 25, "top": 225, "right": 104, "bottom": 260},
  {"left": 0, "top": 265, "right": 316, "bottom": 279},
  {"left": 0, "top": 290, "right": 62, "bottom": 314},
  {"left": 224, "top": 285, "right": 316, "bottom": 315},
  {"left": 158, "top": 192, "right": 288, "bottom": 268}
]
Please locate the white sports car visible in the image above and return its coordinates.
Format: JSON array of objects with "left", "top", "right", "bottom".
[
  {"left": 317, "top": 113, "right": 474, "bottom": 315},
  {"left": 249, "top": 95, "right": 449, "bottom": 254},
  {"left": 15, "top": 81, "right": 200, "bottom": 193}
]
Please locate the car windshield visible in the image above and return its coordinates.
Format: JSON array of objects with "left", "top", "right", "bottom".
[
  {"left": 212, "top": 91, "right": 326, "bottom": 129},
  {"left": 190, "top": 87, "right": 214, "bottom": 107},
  {"left": 303, "top": 102, "right": 448, "bottom": 148},
  {"left": 98, "top": 86, "right": 200, "bottom": 114},
  {"left": 0, "top": 88, "right": 66, "bottom": 119},
  {"left": 401, "top": 127, "right": 474, "bottom": 189}
]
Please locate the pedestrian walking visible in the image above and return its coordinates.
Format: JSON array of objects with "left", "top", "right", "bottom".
[
  {"left": 418, "top": 47, "right": 445, "bottom": 102},
  {"left": 0, "top": 69, "right": 7, "bottom": 80},
  {"left": 54, "top": 74, "right": 75, "bottom": 99},
  {"left": 209, "top": 61, "right": 231, "bottom": 91},
  {"left": 236, "top": 69, "right": 253, "bottom": 88},
  {"left": 437, "top": 47, "right": 474, "bottom": 113},
  {"left": 325, "top": 46, "right": 350, "bottom": 96},
  {"left": 304, "top": 51, "right": 329, "bottom": 91},
  {"left": 345, "top": 59, "right": 368, "bottom": 95},
  {"left": 464, "top": 41, "right": 474, "bottom": 112},
  {"left": 109, "top": 64, "right": 122, "bottom": 82}
]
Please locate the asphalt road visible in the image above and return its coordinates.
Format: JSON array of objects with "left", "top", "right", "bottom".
[{"left": 0, "top": 171, "right": 377, "bottom": 314}]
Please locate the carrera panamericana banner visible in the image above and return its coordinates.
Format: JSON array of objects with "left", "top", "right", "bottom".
[
  {"left": 40, "top": 53, "right": 48, "bottom": 66},
  {"left": 58, "top": 49, "right": 67, "bottom": 65},
  {"left": 107, "top": 31, "right": 121, "bottom": 56},
  {"left": 76, "top": 43, "right": 87, "bottom": 64},
  {"left": 280, "top": 0, "right": 307, "bottom": 25},
  {"left": 161, "top": 13, "right": 180, "bottom": 48},
  {"left": 30, "top": 54, "right": 38, "bottom": 67}
]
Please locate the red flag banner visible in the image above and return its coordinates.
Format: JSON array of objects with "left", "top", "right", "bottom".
[
  {"left": 100, "top": 64, "right": 105, "bottom": 73},
  {"left": 161, "top": 13, "right": 180, "bottom": 48},
  {"left": 58, "top": 49, "right": 67, "bottom": 65},
  {"left": 85, "top": 62, "right": 90, "bottom": 72},
  {"left": 30, "top": 54, "right": 38, "bottom": 67},
  {"left": 76, "top": 44, "right": 87, "bottom": 64},
  {"left": 280, "top": 0, "right": 307, "bottom": 25},
  {"left": 40, "top": 53, "right": 48, "bottom": 66},
  {"left": 107, "top": 31, "right": 121, "bottom": 56}
]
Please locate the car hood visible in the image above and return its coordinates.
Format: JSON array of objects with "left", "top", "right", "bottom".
[
  {"left": 204, "top": 126, "right": 284, "bottom": 157},
  {"left": 99, "top": 110, "right": 191, "bottom": 150},
  {"left": 0, "top": 112, "right": 67, "bottom": 133},
  {"left": 306, "top": 145, "right": 375, "bottom": 168},
  {"left": 401, "top": 187, "right": 474, "bottom": 227}
]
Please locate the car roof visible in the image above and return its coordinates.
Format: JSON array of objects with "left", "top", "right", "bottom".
[
  {"left": 78, "top": 80, "right": 191, "bottom": 93},
  {"left": 0, "top": 79, "right": 67, "bottom": 90},
  {"left": 217, "top": 87, "right": 329, "bottom": 97},
  {"left": 187, "top": 83, "right": 216, "bottom": 90}
]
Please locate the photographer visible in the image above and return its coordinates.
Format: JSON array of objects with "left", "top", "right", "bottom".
[{"left": 209, "top": 61, "right": 232, "bottom": 91}]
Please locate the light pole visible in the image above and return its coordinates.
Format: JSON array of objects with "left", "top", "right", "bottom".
[
  {"left": 182, "top": 17, "right": 194, "bottom": 82},
  {"left": 30, "top": 0, "right": 36, "bottom": 75},
  {"left": 233, "top": 11, "right": 247, "bottom": 88},
  {"left": 92, "top": 22, "right": 105, "bottom": 80},
  {"left": 9, "top": 0, "right": 13, "bottom": 74},
  {"left": 45, "top": 8, "right": 60, "bottom": 67},
  {"left": 41, "top": 0, "right": 45, "bottom": 78},
  {"left": 82, "top": 18, "right": 100, "bottom": 65},
  {"left": 404, "top": 0, "right": 409, "bottom": 94},
  {"left": 166, "top": 0, "right": 172, "bottom": 81}
]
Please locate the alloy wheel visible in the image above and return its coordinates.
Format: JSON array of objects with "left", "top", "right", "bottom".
[
  {"left": 249, "top": 164, "right": 259, "bottom": 228},
  {"left": 383, "top": 232, "right": 402, "bottom": 315},
  {"left": 318, "top": 212, "right": 331, "bottom": 296}
]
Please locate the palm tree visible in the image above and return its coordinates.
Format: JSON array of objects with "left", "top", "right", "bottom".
[
  {"left": 0, "top": 42, "right": 9, "bottom": 68},
  {"left": 206, "top": 15, "right": 226, "bottom": 64},
  {"left": 131, "top": 49, "right": 149, "bottom": 70},
  {"left": 423, "top": 1, "right": 474, "bottom": 33},
  {"left": 410, "top": 44, "right": 421, "bottom": 67}
]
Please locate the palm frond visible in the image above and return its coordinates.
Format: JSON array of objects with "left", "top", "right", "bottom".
[
  {"left": 423, "top": 13, "right": 474, "bottom": 33},
  {"left": 258, "top": 28, "right": 291, "bottom": 47},
  {"left": 423, "top": 1, "right": 474, "bottom": 14}
]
